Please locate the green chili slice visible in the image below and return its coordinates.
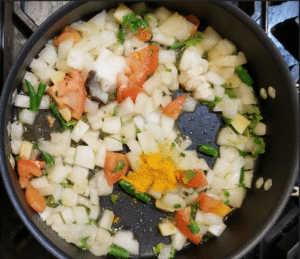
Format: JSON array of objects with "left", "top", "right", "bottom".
[
  {"left": 108, "top": 244, "right": 130, "bottom": 258},
  {"left": 198, "top": 144, "right": 218, "bottom": 157},
  {"left": 24, "top": 79, "right": 38, "bottom": 112},
  {"left": 119, "top": 180, "right": 151, "bottom": 203}
]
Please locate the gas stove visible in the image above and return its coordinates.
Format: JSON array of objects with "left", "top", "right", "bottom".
[{"left": 0, "top": 2, "right": 298, "bottom": 259}]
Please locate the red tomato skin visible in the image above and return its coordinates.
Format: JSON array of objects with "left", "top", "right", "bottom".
[
  {"left": 174, "top": 207, "right": 202, "bottom": 245},
  {"left": 26, "top": 186, "right": 47, "bottom": 213},
  {"left": 162, "top": 94, "right": 188, "bottom": 119},
  {"left": 47, "top": 69, "right": 86, "bottom": 120},
  {"left": 194, "top": 192, "right": 232, "bottom": 217},
  {"left": 177, "top": 169, "right": 208, "bottom": 188},
  {"left": 104, "top": 152, "right": 130, "bottom": 185}
]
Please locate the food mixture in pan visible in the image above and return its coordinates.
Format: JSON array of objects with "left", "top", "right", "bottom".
[{"left": 8, "top": 3, "right": 267, "bottom": 258}]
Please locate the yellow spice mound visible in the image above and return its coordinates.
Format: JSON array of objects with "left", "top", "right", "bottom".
[{"left": 122, "top": 152, "right": 178, "bottom": 193}]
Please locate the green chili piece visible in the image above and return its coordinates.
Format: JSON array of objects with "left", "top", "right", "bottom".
[
  {"left": 110, "top": 194, "right": 120, "bottom": 205},
  {"left": 235, "top": 65, "right": 253, "bottom": 86},
  {"left": 49, "top": 102, "right": 67, "bottom": 130},
  {"left": 33, "top": 144, "right": 55, "bottom": 167},
  {"left": 153, "top": 243, "right": 165, "bottom": 254},
  {"left": 198, "top": 144, "right": 218, "bottom": 157},
  {"left": 36, "top": 82, "right": 47, "bottom": 107},
  {"left": 108, "top": 244, "right": 130, "bottom": 258},
  {"left": 24, "top": 79, "right": 38, "bottom": 112},
  {"left": 119, "top": 180, "right": 151, "bottom": 203}
]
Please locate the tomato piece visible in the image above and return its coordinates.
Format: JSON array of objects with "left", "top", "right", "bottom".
[
  {"left": 47, "top": 69, "right": 86, "bottom": 120},
  {"left": 18, "top": 160, "right": 45, "bottom": 189},
  {"left": 177, "top": 169, "right": 208, "bottom": 188},
  {"left": 186, "top": 15, "right": 200, "bottom": 35},
  {"left": 136, "top": 27, "right": 152, "bottom": 42},
  {"left": 53, "top": 26, "right": 82, "bottom": 46},
  {"left": 162, "top": 94, "right": 187, "bottom": 119},
  {"left": 125, "top": 45, "right": 159, "bottom": 88},
  {"left": 26, "top": 186, "right": 47, "bottom": 213},
  {"left": 104, "top": 152, "right": 130, "bottom": 185},
  {"left": 17, "top": 160, "right": 45, "bottom": 178},
  {"left": 174, "top": 207, "right": 202, "bottom": 245},
  {"left": 117, "top": 82, "right": 144, "bottom": 104},
  {"left": 194, "top": 192, "right": 232, "bottom": 217}
]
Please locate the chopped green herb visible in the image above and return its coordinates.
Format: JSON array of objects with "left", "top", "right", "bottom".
[
  {"left": 169, "top": 247, "right": 175, "bottom": 258},
  {"left": 112, "top": 106, "right": 118, "bottom": 116},
  {"left": 189, "top": 202, "right": 199, "bottom": 219},
  {"left": 179, "top": 152, "right": 186, "bottom": 157},
  {"left": 145, "top": 13, "right": 158, "bottom": 23},
  {"left": 15, "top": 156, "right": 21, "bottom": 161},
  {"left": 222, "top": 117, "right": 233, "bottom": 126},
  {"left": 33, "top": 144, "right": 55, "bottom": 167},
  {"left": 78, "top": 236, "right": 89, "bottom": 250},
  {"left": 165, "top": 68, "right": 172, "bottom": 72},
  {"left": 58, "top": 199, "right": 63, "bottom": 205},
  {"left": 117, "top": 28, "right": 126, "bottom": 44},
  {"left": 108, "top": 136, "right": 126, "bottom": 144},
  {"left": 238, "top": 150, "right": 249, "bottom": 158},
  {"left": 44, "top": 195, "right": 59, "bottom": 208},
  {"left": 135, "top": 126, "right": 142, "bottom": 134},
  {"left": 86, "top": 219, "right": 97, "bottom": 225},
  {"left": 60, "top": 180, "right": 74, "bottom": 188},
  {"left": 123, "top": 13, "right": 148, "bottom": 32},
  {"left": 246, "top": 113, "right": 263, "bottom": 132},
  {"left": 146, "top": 71, "right": 154, "bottom": 80},
  {"left": 187, "top": 220, "right": 200, "bottom": 234},
  {"left": 237, "top": 166, "right": 245, "bottom": 187},
  {"left": 224, "top": 190, "right": 230, "bottom": 198},
  {"left": 110, "top": 193, "right": 120, "bottom": 205},
  {"left": 55, "top": 90, "right": 59, "bottom": 97},
  {"left": 201, "top": 97, "right": 222, "bottom": 107},
  {"left": 65, "top": 119, "right": 78, "bottom": 131},
  {"left": 225, "top": 88, "right": 237, "bottom": 98},
  {"left": 182, "top": 170, "right": 196, "bottom": 184},
  {"left": 113, "top": 160, "right": 125, "bottom": 173},
  {"left": 153, "top": 243, "right": 164, "bottom": 254},
  {"left": 173, "top": 204, "right": 181, "bottom": 209},
  {"left": 170, "top": 31, "right": 205, "bottom": 50},
  {"left": 170, "top": 142, "right": 176, "bottom": 150},
  {"left": 252, "top": 136, "right": 265, "bottom": 157}
]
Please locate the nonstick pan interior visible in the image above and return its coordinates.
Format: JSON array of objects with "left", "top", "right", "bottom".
[{"left": 0, "top": 2, "right": 298, "bottom": 259}]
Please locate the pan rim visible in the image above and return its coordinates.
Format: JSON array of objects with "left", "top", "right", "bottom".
[{"left": 0, "top": 1, "right": 298, "bottom": 259}]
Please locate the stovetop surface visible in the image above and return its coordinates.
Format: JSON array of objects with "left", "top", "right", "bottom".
[{"left": 0, "top": 1, "right": 299, "bottom": 259}]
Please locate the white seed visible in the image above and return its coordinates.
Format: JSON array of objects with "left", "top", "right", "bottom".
[
  {"left": 255, "top": 177, "right": 264, "bottom": 189},
  {"left": 259, "top": 88, "right": 268, "bottom": 99},
  {"left": 264, "top": 178, "right": 272, "bottom": 191},
  {"left": 267, "top": 86, "right": 276, "bottom": 99}
]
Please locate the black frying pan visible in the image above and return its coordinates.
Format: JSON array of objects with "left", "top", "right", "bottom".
[{"left": 0, "top": 2, "right": 299, "bottom": 259}]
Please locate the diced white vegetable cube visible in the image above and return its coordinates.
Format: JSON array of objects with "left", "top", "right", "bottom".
[
  {"left": 31, "top": 176, "right": 49, "bottom": 189},
  {"left": 120, "top": 121, "right": 136, "bottom": 142},
  {"left": 104, "top": 135, "right": 123, "bottom": 151},
  {"left": 99, "top": 209, "right": 114, "bottom": 230},
  {"left": 19, "top": 109, "right": 36, "bottom": 125},
  {"left": 97, "top": 171, "right": 113, "bottom": 196},
  {"left": 171, "top": 231, "right": 187, "bottom": 251},
  {"left": 48, "top": 165, "right": 72, "bottom": 184},
  {"left": 102, "top": 116, "right": 121, "bottom": 135},
  {"left": 208, "top": 223, "right": 227, "bottom": 237},
  {"left": 254, "top": 122, "right": 266, "bottom": 136},
  {"left": 74, "top": 145, "right": 95, "bottom": 169},
  {"left": 126, "top": 139, "right": 142, "bottom": 155},
  {"left": 61, "top": 188, "right": 78, "bottom": 207},
  {"left": 137, "top": 131, "right": 159, "bottom": 154},
  {"left": 81, "top": 130, "right": 102, "bottom": 152},
  {"left": 11, "top": 139, "right": 22, "bottom": 155},
  {"left": 61, "top": 207, "right": 76, "bottom": 224},
  {"left": 95, "top": 145, "right": 106, "bottom": 168},
  {"left": 113, "top": 230, "right": 139, "bottom": 255},
  {"left": 70, "top": 120, "right": 90, "bottom": 142},
  {"left": 73, "top": 206, "right": 89, "bottom": 224},
  {"left": 117, "top": 97, "right": 136, "bottom": 117}
]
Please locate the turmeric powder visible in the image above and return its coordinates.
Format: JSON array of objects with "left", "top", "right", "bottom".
[{"left": 122, "top": 152, "right": 178, "bottom": 193}]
